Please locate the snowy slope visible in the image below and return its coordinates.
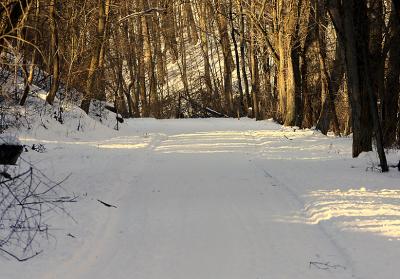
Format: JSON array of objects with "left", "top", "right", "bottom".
[{"left": 1, "top": 118, "right": 400, "bottom": 279}]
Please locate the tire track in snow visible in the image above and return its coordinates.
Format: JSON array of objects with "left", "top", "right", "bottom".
[
  {"left": 46, "top": 132, "right": 168, "bottom": 279},
  {"left": 44, "top": 124, "right": 360, "bottom": 279},
  {"left": 245, "top": 130, "right": 360, "bottom": 279}
]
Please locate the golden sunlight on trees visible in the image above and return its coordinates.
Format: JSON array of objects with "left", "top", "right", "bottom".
[{"left": 1, "top": 0, "right": 400, "bottom": 171}]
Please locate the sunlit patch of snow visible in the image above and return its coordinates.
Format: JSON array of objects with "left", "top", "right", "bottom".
[
  {"left": 37, "top": 92, "right": 48, "bottom": 101},
  {"left": 283, "top": 188, "right": 400, "bottom": 239},
  {"left": 154, "top": 129, "right": 350, "bottom": 160},
  {"left": 340, "top": 219, "right": 400, "bottom": 238},
  {"left": 22, "top": 136, "right": 151, "bottom": 150}
]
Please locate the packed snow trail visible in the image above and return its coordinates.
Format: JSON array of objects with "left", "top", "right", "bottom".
[{"left": 2, "top": 119, "right": 400, "bottom": 279}]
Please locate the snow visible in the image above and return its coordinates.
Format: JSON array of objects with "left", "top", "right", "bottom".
[
  {"left": 1, "top": 117, "right": 400, "bottom": 279},
  {"left": 0, "top": 133, "right": 21, "bottom": 145}
]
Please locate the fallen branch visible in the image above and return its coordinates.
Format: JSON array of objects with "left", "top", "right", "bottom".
[
  {"left": 0, "top": 248, "right": 42, "bottom": 262},
  {"left": 309, "top": 261, "right": 346, "bottom": 271},
  {"left": 284, "top": 135, "right": 293, "bottom": 141},
  {"left": 0, "top": 165, "right": 75, "bottom": 261},
  {"left": 181, "top": 95, "right": 228, "bottom": 118},
  {"left": 97, "top": 199, "right": 117, "bottom": 208}
]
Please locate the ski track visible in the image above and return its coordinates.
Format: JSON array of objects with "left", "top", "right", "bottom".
[
  {"left": 4, "top": 119, "right": 400, "bottom": 279},
  {"left": 69, "top": 124, "right": 351, "bottom": 279}
]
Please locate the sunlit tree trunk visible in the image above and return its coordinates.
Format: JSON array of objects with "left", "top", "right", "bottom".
[
  {"left": 20, "top": 0, "right": 39, "bottom": 106},
  {"left": 315, "top": 1, "right": 340, "bottom": 135},
  {"left": 46, "top": 0, "right": 60, "bottom": 105},
  {"left": 236, "top": 0, "right": 251, "bottom": 110},
  {"left": 141, "top": 0, "right": 159, "bottom": 118},
  {"left": 216, "top": 0, "right": 234, "bottom": 116},
  {"left": 80, "top": 0, "right": 110, "bottom": 113},
  {"left": 229, "top": 0, "right": 244, "bottom": 115}
]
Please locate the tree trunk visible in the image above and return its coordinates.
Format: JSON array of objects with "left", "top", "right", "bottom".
[
  {"left": 383, "top": 8, "right": 400, "bottom": 147},
  {"left": 315, "top": 1, "right": 340, "bottom": 135},
  {"left": 277, "top": 30, "right": 286, "bottom": 123},
  {"left": 249, "top": 1, "right": 260, "bottom": 120},
  {"left": 135, "top": 12, "right": 148, "bottom": 117},
  {"left": 161, "top": 2, "right": 178, "bottom": 62},
  {"left": 46, "top": 0, "right": 60, "bottom": 105},
  {"left": 198, "top": 2, "right": 214, "bottom": 107},
  {"left": 141, "top": 0, "right": 159, "bottom": 118},
  {"left": 20, "top": 0, "right": 39, "bottom": 106},
  {"left": 80, "top": 0, "right": 109, "bottom": 113},
  {"left": 284, "top": 51, "right": 297, "bottom": 126},
  {"left": 236, "top": 0, "right": 251, "bottom": 110},
  {"left": 393, "top": 0, "right": 400, "bottom": 22},
  {"left": 341, "top": 0, "right": 372, "bottom": 157},
  {"left": 183, "top": 2, "right": 198, "bottom": 44},
  {"left": 229, "top": 0, "right": 244, "bottom": 115},
  {"left": 216, "top": 0, "right": 234, "bottom": 116}
]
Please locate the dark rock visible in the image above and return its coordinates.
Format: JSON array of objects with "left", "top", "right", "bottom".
[{"left": 0, "top": 144, "right": 23, "bottom": 165}]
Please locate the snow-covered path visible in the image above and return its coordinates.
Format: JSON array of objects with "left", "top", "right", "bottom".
[
  {"left": 73, "top": 154, "right": 351, "bottom": 279},
  {"left": 3, "top": 119, "right": 400, "bottom": 279}
]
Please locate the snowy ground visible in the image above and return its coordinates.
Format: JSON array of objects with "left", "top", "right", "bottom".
[{"left": 1, "top": 117, "right": 400, "bottom": 279}]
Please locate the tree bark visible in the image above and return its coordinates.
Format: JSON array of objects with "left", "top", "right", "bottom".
[
  {"left": 249, "top": 1, "right": 260, "bottom": 120},
  {"left": 198, "top": 1, "right": 214, "bottom": 108},
  {"left": 383, "top": 8, "right": 400, "bottom": 147},
  {"left": 80, "top": 0, "right": 110, "bottom": 113},
  {"left": 229, "top": 0, "right": 244, "bottom": 115},
  {"left": 315, "top": 1, "right": 340, "bottom": 135},
  {"left": 341, "top": 0, "right": 372, "bottom": 157},
  {"left": 46, "top": 0, "right": 60, "bottom": 105},
  {"left": 216, "top": 0, "right": 234, "bottom": 116}
]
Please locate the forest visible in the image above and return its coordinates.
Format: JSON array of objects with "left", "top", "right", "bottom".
[
  {"left": 1, "top": 0, "right": 400, "bottom": 169},
  {"left": 2, "top": 1, "right": 400, "bottom": 275}
]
